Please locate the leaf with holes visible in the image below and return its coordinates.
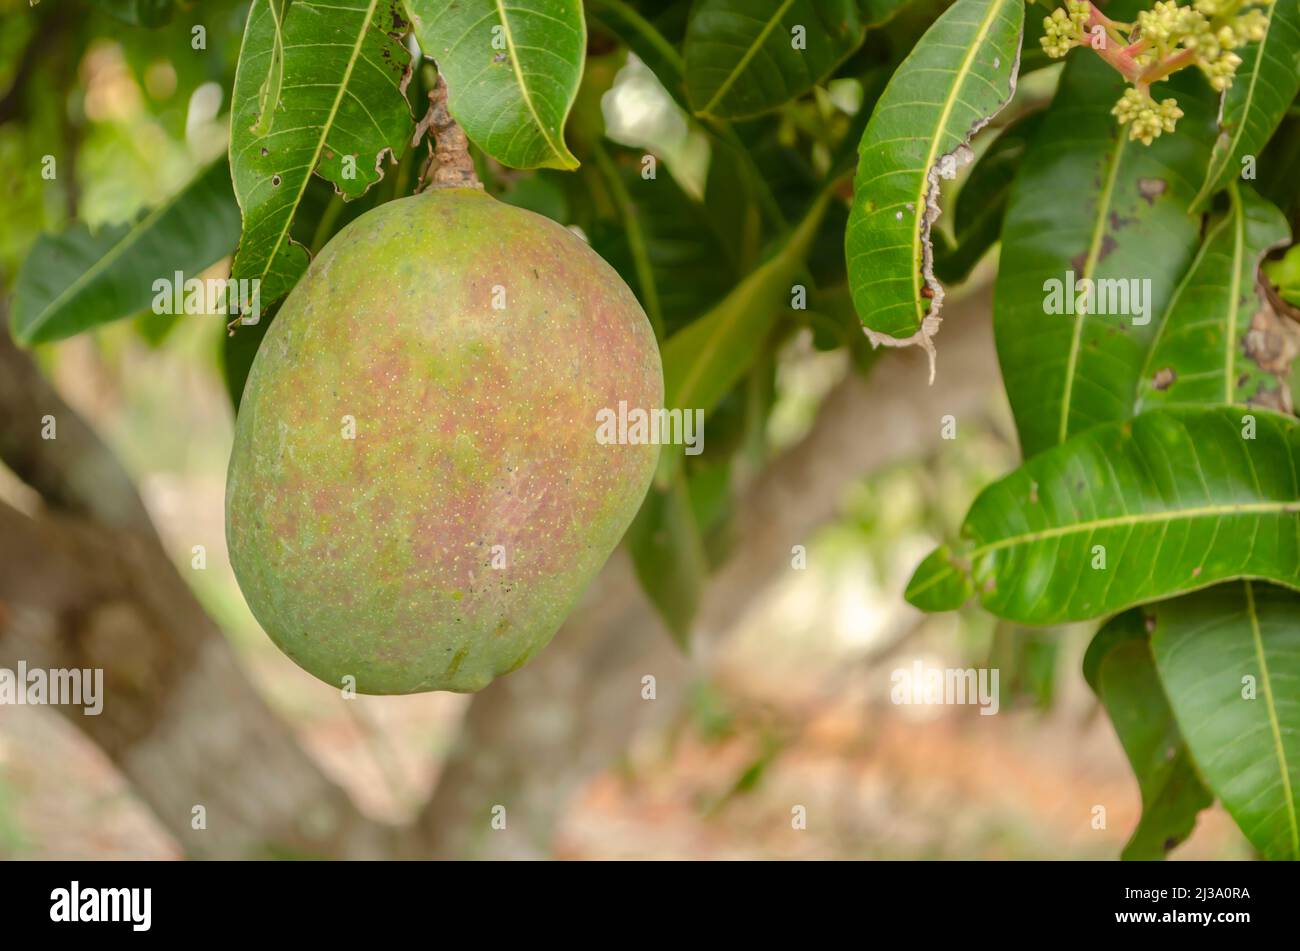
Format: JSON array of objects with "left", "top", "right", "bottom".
[
  {"left": 1191, "top": 0, "right": 1300, "bottom": 212},
  {"left": 683, "top": 0, "right": 865, "bottom": 121},
  {"left": 228, "top": 0, "right": 414, "bottom": 310},
  {"left": 1084, "top": 611, "right": 1213, "bottom": 860},
  {"left": 1137, "top": 184, "right": 1291, "bottom": 413},
  {"left": 905, "top": 405, "right": 1300, "bottom": 624},
  {"left": 252, "top": 0, "right": 290, "bottom": 137},
  {"left": 994, "top": 53, "right": 1219, "bottom": 458},
  {"left": 406, "top": 0, "right": 584, "bottom": 170},
  {"left": 12, "top": 160, "right": 241, "bottom": 345},
  {"left": 1151, "top": 581, "right": 1300, "bottom": 860},
  {"left": 844, "top": 0, "right": 1022, "bottom": 363}
]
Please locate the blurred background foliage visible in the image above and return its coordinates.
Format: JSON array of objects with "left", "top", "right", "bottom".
[{"left": 0, "top": 0, "right": 1255, "bottom": 858}]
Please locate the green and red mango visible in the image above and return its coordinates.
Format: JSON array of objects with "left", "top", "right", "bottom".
[{"left": 226, "top": 188, "right": 662, "bottom": 693}]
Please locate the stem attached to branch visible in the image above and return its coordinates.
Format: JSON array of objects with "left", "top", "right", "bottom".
[{"left": 417, "top": 73, "right": 482, "bottom": 192}]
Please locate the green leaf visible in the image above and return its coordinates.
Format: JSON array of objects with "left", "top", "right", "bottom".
[
  {"left": 904, "top": 544, "right": 975, "bottom": 612},
  {"left": 252, "top": 0, "right": 290, "bottom": 138},
  {"left": 626, "top": 473, "right": 708, "bottom": 647},
  {"left": 406, "top": 0, "right": 584, "bottom": 170},
  {"left": 1151, "top": 581, "right": 1300, "bottom": 860},
  {"left": 684, "top": 0, "right": 866, "bottom": 120},
  {"left": 1266, "top": 241, "right": 1300, "bottom": 307},
  {"left": 222, "top": 301, "right": 281, "bottom": 410},
  {"left": 1137, "top": 184, "right": 1291, "bottom": 412},
  {"left": 588, "top": 0, "right": 687, "bottom": 106},
  {"left": 1084, "top": 611, "right": 1213, "bottom": 860},
  {"left": 844, "top": 0, "right": 1022, "bottom": 359},
  {"left": 994, "top": 57, "right": 1219, "bottom": 458},
  {"left": 229, "top": 0, "right": 414, "bottom": 309},
  {"left": 935, "top": 109, "right": 1042, "bottom": 285},
  {"left": 1190, "top": 0, "right": 1300, "bottom": 212},
  {"left": 860, "top": 0, "right": 914, "bottom": 28},
  {"left": 589, "top": 144, "right": 735, "bottom": 339},
  {"left": 93, "top": 0, "right": 174, "bottom": 27},
  {"left": 11, "top": 160, "right": 241, "bottom": 345},
  {"left": 904, "top": 405, "right": 1300, "bottom": 624},
  {"left": 658, "top": 186, "right": 834, "bottom": 484}
]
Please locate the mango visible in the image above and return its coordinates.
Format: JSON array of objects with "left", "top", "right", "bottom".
[{"left": 225, "top": 188, "right": 662, "bottom": 693}]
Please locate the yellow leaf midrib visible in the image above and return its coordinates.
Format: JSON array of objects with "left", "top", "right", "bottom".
[
  {"left": 972, "top": 498, "right": 1300, "bottom": 557},
  {"left": 910, "top": 0, "right": 1011, "bottom": 326},
  {"left": 698, "top": 0, "right": 798, "bottom": 118},
  {"left": 1245, "top": 580, "right": 1300, "bottom": 860},
  {"left": 258, "top": 0, "right": 383, "bottom": 286},
  {"left": 492, "top": 0, "right": 575, "bottom": 165}
]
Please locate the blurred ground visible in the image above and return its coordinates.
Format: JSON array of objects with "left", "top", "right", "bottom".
[{"left": 0, "top": 317, "right": 1252, "bottom": 860}]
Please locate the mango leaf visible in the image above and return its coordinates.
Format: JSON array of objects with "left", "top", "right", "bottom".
[
  {"left": 1267, "top": 242, "right": 1300, "bottom": 307},
  {"left": 589, "top": 145, "right": 735, "bottom": 340},
  {"left": 934, "top": 109, "right": 1042, "bottom": 285},
  {"left": 658, "top": 187, "right": 834, "bottom": 484},
  {"left": 1190, "top": 0, "right": 1300, "bottom": 212},
  {"left": 1014, "top": 4, "right": 1054, "bottom": 75},
  {"left": 406, "top": 0, "right": 584, "bottom": 170},
  {"left": 588, "top": 0, "right": 687, "bottom": 107},
  {"left": 1084, "top": 611, "right": 1213, "bottom": 860},
  {"left": 11, "top": 160, "right": 241, "bottom": 345},
  {"left": 1137, "top": 184, "right": 1291, "bottom": 413},
  {"left": 860, "top": 0, "right": 914, "bottom": 28},
  {"left": 905, "top": 405, "right": 1300, "bottom": 624},
  {"left": 994, "top": 55, "right": 1219, "bottom": 458},
  {"left": 222, "top": 301, "right": 281, "bottom": 410},
  {"left": 683, "top": 0, "right": 866, "bottom": 120},
  {"left": 844, "top": 0, "right": 1022, "bottom": 365},
  {"left": 1256, "top": 112, "right": 1300, "bottom": 220},
  {"left": 252, "top": 0, "right": 290, "bottom": 138},
  {"left": 229, "top": 0, "right": 413, "bottom": 310},
  {"left": 626, "top": 473, "right": 708, "bottom": 647},
  {"left": 93, "top": 0, "right": 174, "bottom": 27},
  {"left": 1151, "top": 581, "right": 1300, "bottom": 860}
]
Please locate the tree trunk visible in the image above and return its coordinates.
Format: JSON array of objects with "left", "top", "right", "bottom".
[
  {"left": 0, "top": 329, "right": 395, "bottom": 859},
  {"left": 1, "top": 286, "right": 994, "bottom": 859}
]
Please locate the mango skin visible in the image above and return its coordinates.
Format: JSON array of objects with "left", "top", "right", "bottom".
[{"left": 226, "top": 188, "right": 662, "bottom": 694}]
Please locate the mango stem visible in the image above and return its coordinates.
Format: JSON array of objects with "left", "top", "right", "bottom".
[{"left": 418, "top": 73, "right": 482, "bottom": 192}]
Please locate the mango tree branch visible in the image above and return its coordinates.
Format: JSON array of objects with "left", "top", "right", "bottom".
[{"left": 0, "top": 323, "right": 397, "bottom": 859}]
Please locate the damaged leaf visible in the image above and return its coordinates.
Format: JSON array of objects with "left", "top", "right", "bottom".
[
  {"left": 406, "top": 0, "right": 584, "bottom": 170},
  {"left": 1137, "top": 183, "right": 1292, "bottom": 413},
  {"left": 904, "top": 405, "right": 1300, "bottom": 625},
  {"left": 935, "top": 109, "right": 1043, "bottom": 285},
  {"left": 229, "top": 0, "right": 414, "bottom": 310},
  {"left": 844, "top": 0, "right": 1023, "bottom": 371},
  {"left": 1083, "top": 611, "right": 1213, "bottom": 861},
  {"left": 252, "top": 0, "right": 290, "bottom": 137},
  {"left": 994, "top": 49, "right": 1218, "bottom": 459},
  {"left": 1151, "top": 582, "right": 1300, "bottom": 861},
  {"left": 1190, "top": 0, "right": 1300, "bottom": 212}
]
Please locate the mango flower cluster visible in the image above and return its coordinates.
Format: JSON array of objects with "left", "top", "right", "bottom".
[{"left": 1040, "top": 0, "right": 1275, "bottom": 144}]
